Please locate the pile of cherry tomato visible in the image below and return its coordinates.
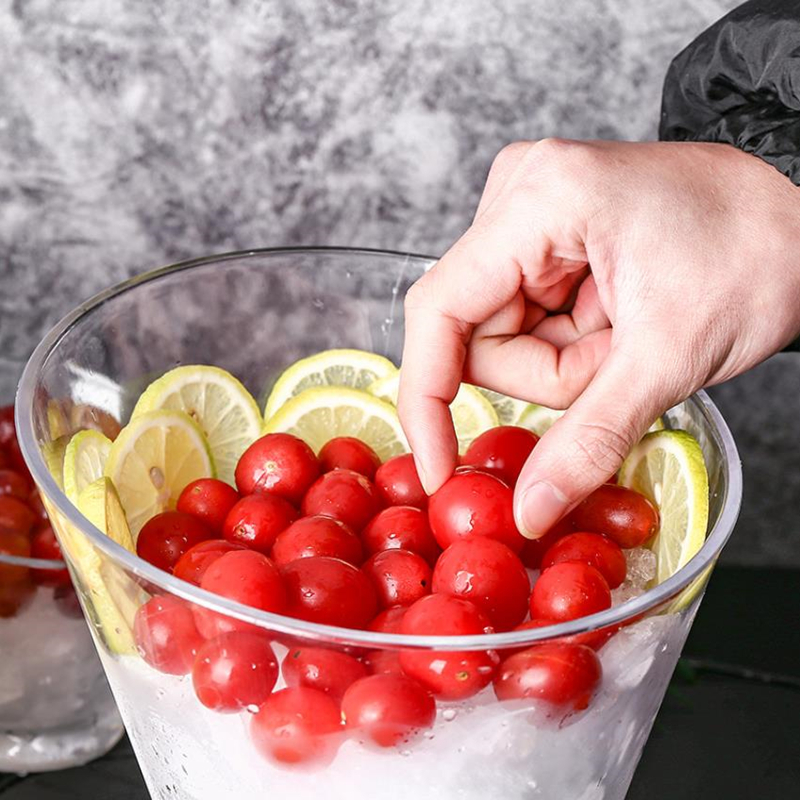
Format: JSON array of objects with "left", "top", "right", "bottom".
[
  {"left": 133, "top": 424, "right": 659, "bottom": 767},
  {"left": 0, "top": 404, "right": 76, "bottom": 619}
]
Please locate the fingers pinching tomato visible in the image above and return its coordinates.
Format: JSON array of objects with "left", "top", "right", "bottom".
[
  {"left": 361, "top": 506, "right": 440, "bottom": 565},
  {"left": 136, "top": 511, "right": 214, "bottom": 573},
  {"left": 282, "top": 646, "right": 368, "bottom": 698},
  {"left": 342, "top": 674, "right": 436, "bottom": 747},
  {"left": 540, "top": 532, "right": 627, "bottom": 589},
  {"left": 318, "top": 437, "right": 381, "bottom": 479},
  {"left": 250, "top": 686, "right": 343, "bottom": 766},
  {"left": 362, "top": 549, "right": 432, "bottom": 609},
  {"left": 432, "top": 538, "right": 530, "bottom": 631},
  {"left": 530, "top": 562, "right": 611, "bottom": 622},
  {"left": 569, "top": 484, "right": 659, "bottom": 549},
  {"left": 222, "top": 494, "right": 297, "bottom": 554},
  {"left": 461, "top": 426, "right": 539, "bottom": 486},
  {"left": 235, "top": 433, "right": 320, "bottom": 504},
  {"left": 177, "top": 478, "right": 240, "bottom": 533},
  {"left": 428, "top": 470, "right": 525, "bottom": 554},
  {"left": 271, "top": 515, "right": 363, "bottom": 566},
  {"left": 192, "top": 631, "right": 278, "bottom": 712},
  {"left": 374, "top": 453, "right": 428, "bottom": 509},
  {"left": 301, "top": 469, "right": 382, "bottom": 532}
]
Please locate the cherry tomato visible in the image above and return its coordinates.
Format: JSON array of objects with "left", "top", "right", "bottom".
[
  {"left": 362, "top": 549, "right": 432, "bottom": 609},
  {"left": 283, "top": 646, "right": 368, "bottom": 698},
  {"left": 318, "top": 437, "right": 381, "bottom": 479},
  {"left": 540, "top": 531, "right": 627, "bottom": 589},
  {"left": 173, "top": 539, "right": 246, "bottom": 586},
  {"left": 361, "top": 506, "right": 440, "bottom": 565},
  {"left": 509, "top": 618, "right": 615, "bottom": 655},
  {"left": 399, "top": 594, "right": 498, "bottom": 699},
  {"left": 0, "top": 450, "right": 8, "bottom": 469},
  {"left": 374, "top": 454, "right": 427, "bottom": 509},
  {"left": 136, "top": 511, "right": 214, "bottom": 573},
  {"left": 363, "top": 649, "right": 404, "bottom": 676},
  {"left": 432, "top": 538, "right": 530, "bottom": 631},
  {"left": 27, "top": 490, "right": 48, "bottom": 522},
  {"left": 222, "top": 494, "right": 297, "bottom": 554},
  {"left": 0, "top": 495, "right": 37, "bottom": 536},
  {"left": 0, "top": 469, "right": 31, "bottom": 500},
  {"left": 235, "top": 433, "right": 320, "bottom": 504},
  {"left": 428, "top": 470, "right": 524, "bottom": 553},
  {"left": 0, "top": 576, "right": 35, "bottom": 619},
  {"left": 301, "top": 469, "right": 381, "bottom": 532},
  {"left": 368, "top": 605, "right": 407, "bottom": 633},
  {"left": 494, "top": 643, "right": 602, "bottom": 711},
  {"left": 280, "top": 556, "right": 377, "bottom": 628},
  {"left": 195, "top": 550, "right": 286, "bottom": 638},
  {"left": 462, "top": 426, "right": 539, "bottom": 486},
  {"left": 520, "top": 516, "right": 575, "bottom": 569},
  {"left": 192, "top": 631, "right": 279, "bottom": 712},
  {"left": 0, "top": 406, "right": 16, "bottom": 450},
  {"left": 250, "top": 686, "right": 342, "bottom": 766},
  {"left": 177, "top": 478, "right": 240, "bottom": 533},
  {"left": 0, "top": 527, "right": 31, "bottom": 585},
  {"left": 30, "top": 524, "right": 71, "bottom": 586},
  {"left": 342, "top": 674, "right": 436, "bottom": 747},
  {"left": 133, "top": 595, "right": 204, "bottom": 675},
  {"left": 271, "top": 515, "right": 363, "bottom": 566},
  {"left": 530, "top": 562, "right": 611, "bottom": 622},
  {"left": 569, "top": 484, "right": 659, "bottom": 549}
]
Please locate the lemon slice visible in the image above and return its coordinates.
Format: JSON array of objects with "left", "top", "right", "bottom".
[
  {"left": 104, "top": 410, "right": 215, "bottom": 537},
  {"left": 473, "top": 387, "right": 532, "bottom": 426},
  {"left": 63, "top": 430, "right": 112, "bottom": 505},
  {"left": 367, "top": 373, "right": 498, "bottom": 454},
  {"left": 264, "top": 349, "right": 398, "bottom": 421},
  {"left": 41, "top": 435, "right": 70, "bottom": 490},
  {"left": 264, "top": 386, "right": 407, "bottom": 461},
  {"left": 518, "top": 404, "right": 665, "bottom": 437},
  {"left": 131, "top": 365, "right": 261, "bottom": 486},
  {"left": 618, "top": 430, "right": 709, "bottom": 592}
]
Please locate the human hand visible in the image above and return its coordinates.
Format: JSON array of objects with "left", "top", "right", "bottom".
[{"left": 398, "top": 139, "right": 800, "bottom": 538}]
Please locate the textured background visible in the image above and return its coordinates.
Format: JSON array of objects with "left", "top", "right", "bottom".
[{"left": 2, "top": 0, "right": 798, "bottom": 565}]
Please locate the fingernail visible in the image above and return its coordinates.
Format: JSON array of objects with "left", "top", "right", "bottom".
[
  {"left": 515, "top": 481, "right": 568, "bottom": 540},
  {"left": 413, "top": 456, "right": 432, "bottom": 496}
]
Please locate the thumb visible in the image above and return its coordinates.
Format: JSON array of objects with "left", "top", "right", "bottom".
[{"left": 513, "top": 347, "right": 673, "bottom": 539}]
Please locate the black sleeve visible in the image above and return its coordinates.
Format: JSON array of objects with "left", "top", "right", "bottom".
[
  {"left": 659, "top": 0, "right": 800, "bottom": 186},
  {"left": 660, "top": 0, "right": 800, "bottom": 353}
]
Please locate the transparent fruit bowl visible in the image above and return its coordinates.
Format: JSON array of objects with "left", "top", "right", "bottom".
[
  {"left": 0, "top": 550, "right": 123, "bottom": 772},
  {"left": 16, "top": 248, "right": 742, "bottom": 800}
]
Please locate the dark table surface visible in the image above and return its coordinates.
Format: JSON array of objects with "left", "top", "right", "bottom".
[{"left": 2, "top": 566, "right": 799, "bottom": 799}]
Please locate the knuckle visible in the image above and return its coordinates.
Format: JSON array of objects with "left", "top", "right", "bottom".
[
  {"left": 490, "top": 141, "right": 535, "bottom": 175},
  {"left": 404, "top": 277, "right": 434, "bottom": 313},
  {"left": 571, "top": 421, "right": 631, "bottom": 479}
]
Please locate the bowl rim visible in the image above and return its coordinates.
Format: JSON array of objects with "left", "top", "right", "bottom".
[{"left": 15, "top": 246, "right": 743, "bottom": 651}]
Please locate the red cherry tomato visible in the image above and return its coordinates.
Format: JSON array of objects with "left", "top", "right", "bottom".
[
  {"left": 0, "top": 406, "right": 16, "bottom": 450},
  {"left": 195, "top": 549, "right": 286, "bottom": 638},
  {"left": 173, "top": 539, "right": 246, "bottom": 586},
  {"left": 494, "top": 643, "right": 602, "bottom": 711},
  {"left": 271, "top": 515, "right": 363, "bottom": 566},
  {"left": 280, "top": 556, "right": 377, "bottom": 628},
  {"left": 374, "top": 454, "right": 427, "bottom": 509},
  {"left": 318, "top": 437, "right": 381, "bottom": 479},
  {"left": 432, "top": 538, "right": 530, "bottom": 631},
  {"left": 136, "top": 511, "right": 214, "bottom": 572},
  {"left": 250, "top": 687, "right": 342, "bottom": 766},
  {"left": 235, "top": 433, "right": 320, "bottom": 504},
  {"left": 282, "top": 646, "right": 368, "bottom": 698},
  {"left": 342, "top": 674, "right": 436, "bottom": 747},
  {"left": 362, "top": 549, "right": 432, "bottom": 609},
  {"left": 361, "top": 506, "right": 440, "bottom": 565},
  {"left": 530, "top": 562, "right": 611, "bottom": 622},
  {"left": 30, "top": 524, "right": 71, "bottom": 586},
  {"left": 27, "top": 490, "right": 48, "bottom": 522},
  {"left": 428, "top": 470, "right": 524, "bottom": 553},
  {"left": 0, "top": 450, "right": 7, "bottom": 469},
  {"left": 399, "top": 594, "right": 497, "bottom": 699},
  {"left": 569, "top": 484, "right": 659, "bottom": 549},
  {"left": 519, "top": 516, "right": 575, "bottom": 569},
  {"left": 0, "top": 495, "right": 37, "bottom": 536},
  {"left": 222, "top": 494, "right": 297, "bottom": 554},
  {"left": 510, "top": 618, "right": 615, "bottom": 654},
  {"left": 363, "top": 649, "right": 404, "bottom": 676},
  {"left": 192, "top": 631, "right": 278, "bottom": 712},
  {"left": 462, "top": 426, "right": 539, "bottom": 486},
  {"left": 368, "top": 605, "right": 407, "bottom": 633},
  {"left": 134, "top": 595, "right": 204, "bottom": 675},
  {"left": 177, "top": 478, "right": 240, "bottom": 533},
  {"left": 540, "top": 532, "right": 627, "bottom": 589},
  {"left": 0, "top": 469, "right": 31, "bottom": 500},
  {"left": 0, "top": 527, "right": 31, "bottom": 585},
  {"left": 301, "top": 469, "right": 381, "bottom": 532}
]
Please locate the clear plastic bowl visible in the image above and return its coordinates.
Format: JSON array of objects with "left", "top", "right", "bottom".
[
  {"left": 0, "top": 549, "right": 123, "bottom": 772},
  {"left": 16, "top": 248, "right": 742, "bottom": 799}
]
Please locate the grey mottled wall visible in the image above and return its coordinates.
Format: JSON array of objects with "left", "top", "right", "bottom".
[{"left": 3, "top": 0, "right": 797, "bottom": 566}]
